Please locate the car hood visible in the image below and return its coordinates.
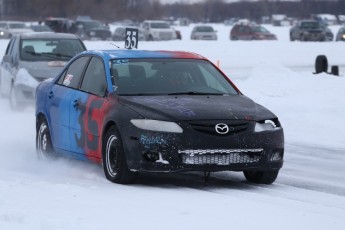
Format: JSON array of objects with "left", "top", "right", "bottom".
[
  {"left": 20, "top": 61, "right": 66, "bottom": 80},
  {"left": 119, "top": 95, "right": 276, "bottom": 121}
]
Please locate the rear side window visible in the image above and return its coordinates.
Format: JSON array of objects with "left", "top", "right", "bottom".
[
  {"left": 60, "top": 56, "right": 90, "bottom": 89},
  {"left": 80, "top": 57, "right": 107, "bottom": 97}
]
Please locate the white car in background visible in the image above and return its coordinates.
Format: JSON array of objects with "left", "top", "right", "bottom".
[
  {"left": 191, "top": 25, "right": 218, "bottom": 40},
  {"left": 0, "top": 21, "right": 33, "bottom": 38},
  {"left": 141, "top": 20, "right": 177, "bottom": 41}
]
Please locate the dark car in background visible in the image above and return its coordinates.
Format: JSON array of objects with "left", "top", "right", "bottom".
[
  {"left": 0, "top": 33, "right": 86, "bottom": 110},
  {"left": 336, "top": 26, "right": 345, "bottom": 41},
  {"left": 230, "top": 21, "right": 277, "bottom": 40},
  {"left": 290, "top": 20, "right": 327, "bottom": 41},
  {"left": 35, "top": 49, "right": 284, "bottom": 185},
  {"left": 44, "top": 17, "right": 73, "bottom": 33},
  {"left": 75, "top": 19, "right": 111, "bottom": 41}
]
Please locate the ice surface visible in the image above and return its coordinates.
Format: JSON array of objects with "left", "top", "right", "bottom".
[{"left": 0, "top": 23, "right": 344, "bottom": 230}]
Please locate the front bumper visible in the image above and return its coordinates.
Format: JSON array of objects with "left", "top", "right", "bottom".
[{"left": 123, "top": 121, "right": 284, "bottom": 173}]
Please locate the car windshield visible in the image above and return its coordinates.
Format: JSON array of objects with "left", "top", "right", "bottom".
[
  {"left": 150, "top": 22, "right": 170, "bottom": 29},
  {"left": 196, "top": 26, "right": 214, "bottom": 32},
  {"left": 301, "top": 22, "right": 320, "bottom": 29},
  {"left": 20, "top": 38, "right": 85, "bottom": 61},
  {"left": 111, "top": 59, "right": 239, "bottom": 96}
]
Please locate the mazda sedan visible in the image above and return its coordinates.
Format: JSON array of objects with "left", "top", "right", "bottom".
[{"left": 35, "top": 50, "right": 284, "bottom": 184}]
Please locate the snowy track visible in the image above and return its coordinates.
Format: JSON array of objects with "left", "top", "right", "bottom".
[{"left": 1, "top": 23, "right": 345, "bottom": 229}]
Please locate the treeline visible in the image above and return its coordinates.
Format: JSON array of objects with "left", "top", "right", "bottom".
[{"left": 2, "top": 0, "right": 345, "bottom": 22}]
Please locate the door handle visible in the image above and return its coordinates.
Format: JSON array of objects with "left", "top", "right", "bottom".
[
  {"left": 73, "top": 99, "right": 79, "bottom": 108},
  {"left": 48, "top": 91, "right": 54, "bottom": 99}
]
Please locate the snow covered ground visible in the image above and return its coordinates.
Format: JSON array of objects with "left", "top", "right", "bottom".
[{"left": 0, "top": 24, "right": 344, "bottom": 230}]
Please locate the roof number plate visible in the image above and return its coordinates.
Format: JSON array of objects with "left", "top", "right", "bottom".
[{"left": 125, "top": 28, "right": 138, "bottom": 50}]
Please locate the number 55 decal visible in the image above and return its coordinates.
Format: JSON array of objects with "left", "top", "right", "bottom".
[{"left": 125, "top": 28, "right": 138, "bottom": 49}]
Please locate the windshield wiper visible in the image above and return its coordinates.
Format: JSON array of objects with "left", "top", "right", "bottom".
[
  {"left": 168, "top": 92, "right": 225, "bottom": 96},
  {"left": 25, "top": 51, "right": 41, "bottom": 56}
]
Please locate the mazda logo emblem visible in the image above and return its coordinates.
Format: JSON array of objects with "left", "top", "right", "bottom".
[{"left": 215, "top": 123, "right": 229, "bottom": 135}]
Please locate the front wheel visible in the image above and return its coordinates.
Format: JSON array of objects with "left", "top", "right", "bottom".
[
  {"left": 103, "top": 126, "right": 137, "bottom": 184},
  {"left": 290, "top": 34, "right": 294, "bottom": 41},
  {"left": 147, "top": 35, "right": 154, "bottom": 41},
  {"left": 243, "top": 170, "right": 279, "bottom": 184},
  {"left": 36, "top": 117, "right": 56, "bottom": 160},
  {"left": 10, "top": 85, "right": 25, "bottom": 111}
]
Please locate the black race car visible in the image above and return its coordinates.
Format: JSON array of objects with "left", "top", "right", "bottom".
[{"left": 35, "top": 50, "right": 284, "bottom": 185}]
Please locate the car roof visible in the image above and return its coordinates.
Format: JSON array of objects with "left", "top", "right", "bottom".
[
  {"left": 18, "top": 32, "right": 80, "bottom": 39},
  {"left": 83, "top": 50, "right": 207, "bottom": 60}
]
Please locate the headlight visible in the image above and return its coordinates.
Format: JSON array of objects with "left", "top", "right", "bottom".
[
  {"left": 130, "top": 119, "right": 183, "bottom": 133},
  {"left": 342, "top": 34, "right": 345, "bottom": 39},
  {"left": 0, "top": 31, "right": 4, "bottom": 36},
  {"left": 255, "top": 119, "right": 280, "bottom": 132}
]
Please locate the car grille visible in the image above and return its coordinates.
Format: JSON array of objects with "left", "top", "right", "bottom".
[
  {"left": 179, "top": 149, "right": 263, "bottom": 165},
  {"left": 309, "top": 31, "right": 322, "bottom": 34},
  {"left": 189, "top": 120, "right": 249, "bottom": 136}
]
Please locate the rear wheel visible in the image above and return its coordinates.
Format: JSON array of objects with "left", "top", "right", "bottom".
[
  {"left": 243, "top": 170, "right": 279, "bottom": 184},
  {"left": 36, "top": 117, "right": 56, "bottom": 160},
  {"left": 103, "top": 126, "right": 137, "bottom": 184}
]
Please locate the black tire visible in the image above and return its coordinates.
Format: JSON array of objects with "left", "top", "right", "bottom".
[
  {"left": 301, "top": 35, "right": 307, "bottom": 41},
  {"left": 103, "top": 126, "right": 137, "bottom": 184},
  {"left": 148, "top": 35, "right": 154, "bottom": 41},
  {"left": 36, "top": 117, "right": 56, "bottom": 160},
  {"left": 315, "top": 55, "right": 328, "bottom": 74},
  {"left": 243, "top": 170, "right": 279, "bottom": 184},
  {"left": 10, "top": 84, "right": 25, "bottom": 111},
  {"left": 290, "top": 34, "right": 294, "bottom": 41},
  {"left": 331, "top": 65, "right": 339, "bottom": 76}
]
